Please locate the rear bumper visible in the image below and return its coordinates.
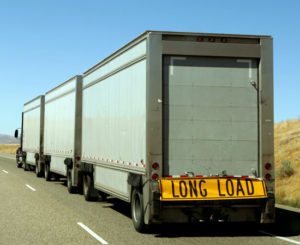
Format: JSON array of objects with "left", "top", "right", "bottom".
[{"left": 151, "top": 197, "right": 274, "bottom": 224}]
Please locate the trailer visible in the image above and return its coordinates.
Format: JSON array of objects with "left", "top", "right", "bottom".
[
  {"left": 80, "top": 31, "right": 274, "bottom": 232},
  {"left": 20, "top": 96, "right": 45, "bottom": 174},
  {"left": 42, "top": 76, "right": 82, "bottom": 192}
]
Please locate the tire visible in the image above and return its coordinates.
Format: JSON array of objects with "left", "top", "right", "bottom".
[
  {"left": 16, "top": 148, "right": 22, "bottom": 168},
  {"left": 16, "top": 157, "right": 22, "bottom": 168},
  {"left": 131, "top": 188, "right": 146, "bottom": 233},
  {"left": 44, "top": 163, "right": 51, "bottom": 181},
  {"left": 24, "top": 162, "right": 29, "bottom": 171},
  {"left": 35, "top": 161, "right": 42, "bottom": 177},
  {"left": 83, "top": 174, "right": 98, "bottom": 201},
  {"left": 53, "top": 174, "right": 60, "bottom": 181},
  {"left": 99, "top": 191, "right": 108, "bottom": 201},
  {"left": 67, "top": 168, "right": 76, "bottom": 194}
]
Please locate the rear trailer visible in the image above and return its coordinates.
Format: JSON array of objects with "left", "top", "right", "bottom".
[
  {"left": 43, "top": 76, "right": 82, "bottom": 190},
  {"left": 22, "top": 96, "right": 45, "bottom": 171},
  {"left": 81, "top": 31, "right": 274, "bottom": 231}
]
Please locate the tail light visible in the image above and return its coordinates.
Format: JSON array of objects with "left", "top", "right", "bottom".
[
  {"left": 152, "top": 173, "right": 159, "bottom": 180},
  {"left": 152, "top": 162, "right": 159, "bottom": 170},
  {"left": 265, "top": 174, "right": 271, "bottom": 180},
  {"left": 265, "top": 163, "right": 272, "bottom": 170},
  {"left": 76, "top": 156, "right": 81, "bottom": 161}
]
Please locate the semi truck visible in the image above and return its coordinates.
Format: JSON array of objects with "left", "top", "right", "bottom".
[{"left": 15, "top": 31, "right": 274, "bottom": 232}]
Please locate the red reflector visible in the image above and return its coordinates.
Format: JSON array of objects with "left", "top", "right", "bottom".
[
  {"left": 152, "top": 162, "right": 159, "bottom": 170},
  {"left": 197, "top": 37, "right": 204, "bottom": 41},
  {"left": 152, "top": 173, "right": 159, "bottom": 180},
  {"left": 209, "top": 37, "right": 215, "bottom": 42},
  {"left": 241, "top": 175, "right": 249, "bottom": 178},
  {"left": 227, "top": 175, "right": 234, "bottom": 178},
  {"left": 180, "top": 175, "right": 188, "bottom": 178},
  {"left": 165, "top": 175, "right": 172, "bottom": 178},
  {"left": 265, "top": 163, "right": 272, "bottom": 170},
  {"left": 76, "top": 156, "right": 80, "bottom": 161},
  {"left": 41, "top": 152, "right": 44, "bottom": 155},
  {"left": 265, "top": 174, "right": 271, "bottom": 180}
]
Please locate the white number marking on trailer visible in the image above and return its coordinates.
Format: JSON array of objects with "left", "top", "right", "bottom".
[
  {"left": 2, "top": 170, "right": 8, "bottom": 174},
  {"left": 25, "top": 184, "right": 36, "bottom": 192},
  {"left": 259, "top": 230, "right": 300, "bottom": 244},
  {"left": 77, "top": 222, "right": 108, "bottom": 244}
]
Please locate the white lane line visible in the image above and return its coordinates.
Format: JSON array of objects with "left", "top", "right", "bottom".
[
  {"left": 25, "top": 184, "right": 36, "bottom": 192},
  {"left": 259, "top": 230, "right": 300, "bottom": 245},
  {"left": 77, "top": 222, "right": 108, "bottom": 244},
  {"left": 2, "top": 170, "right": 8, "bottom": 174}
]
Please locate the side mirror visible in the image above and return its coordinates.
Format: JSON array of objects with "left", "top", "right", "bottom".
[{"left": 14, "top": 129, "right": 18, "bottom": 138}]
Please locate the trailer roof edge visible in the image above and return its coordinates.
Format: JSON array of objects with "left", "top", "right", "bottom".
[
  {"left": 45, "top": 75, "right": 81, "bottom": 95},
  {"left": 83, "top": 30, "right": 272, "bottom": 76},
  {"left": 24, "top": 95, "right": 44, "bottom": 106}
]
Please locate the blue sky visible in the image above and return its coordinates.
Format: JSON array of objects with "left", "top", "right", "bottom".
[{"left": 0, "top": 0, "right": 299, "bottom": 135}]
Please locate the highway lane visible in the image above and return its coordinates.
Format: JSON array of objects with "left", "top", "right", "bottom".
[{"left": 0, "top": 154, "right": 299, "bottom": 245}]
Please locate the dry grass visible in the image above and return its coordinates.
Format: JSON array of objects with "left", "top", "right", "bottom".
[
  {"left": 0, "top": 144, "right": 20, "bottom": 154},
  {"left": 275, "top": 119, "right": 300, "bottom": 206}
]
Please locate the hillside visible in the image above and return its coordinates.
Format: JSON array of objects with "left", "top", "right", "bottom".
[
  {"left": 275, "top": 119, "right": 300, "bottom": 207},
  {"left": 0, "top": 134, "right": 20, "bottom": 144}
]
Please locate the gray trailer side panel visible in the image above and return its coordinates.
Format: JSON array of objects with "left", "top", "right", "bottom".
[{"left": 23, "top": 96, "right": 44, "bottom": 166}]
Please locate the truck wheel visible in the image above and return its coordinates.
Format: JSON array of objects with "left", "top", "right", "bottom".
[
  {"left": 35, "top": 161, "right": 42, "bottom": 177},
  {"left": 16, "top": 159, "right": 22, "bottom": 168},
  {"left": 83, "top": 174, "right": 98, "bottom": 201},
  {"left": 44, "top": 164, "right": 51, "bottom": 181},
  {"left": 67, "top": 168, "right": 76, "bottom": 194},
  {"left": 99, "top": 191, "right": 108, "bottom": 201},
  {"left": 16, "top": 148, "right": 22, "bottom": 168},
  {"left": 24, "top": 162, "right": 29, "bottom": 171},
  {"left": 131, "top": 188, "right": 146, "bottom": 233}
]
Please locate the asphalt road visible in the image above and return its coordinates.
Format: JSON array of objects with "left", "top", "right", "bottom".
[{"left": 1, "top": 154, "right": 300, "bottom": 245}]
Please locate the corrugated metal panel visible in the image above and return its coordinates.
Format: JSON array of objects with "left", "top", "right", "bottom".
[
  {"left": 82, "top": 59, "right": 147, "bottom": 171},
  {"left": 44, "top": 80, "right": 76, "bottom": 157},
  {"left": 26, "top": 152, "right": 36, "bottom": 164},
  {"left": 23, "top": 106, "right": 41, "bottom": 153},
  {"left": 94, "top": 166, "right": 129, "bottom": 198},
  {"left": 50, "top": 156, "right": 66, "bottom": 175},
  {"left": 163, "top": 56, "right": 258, "bottom": 176}
]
